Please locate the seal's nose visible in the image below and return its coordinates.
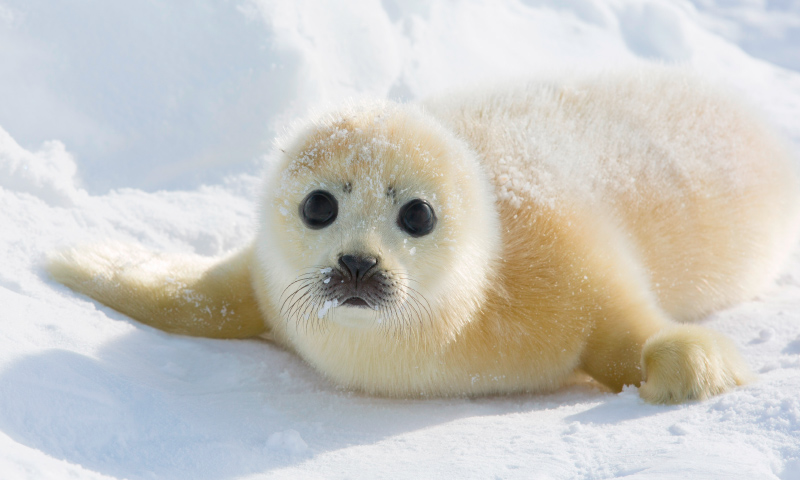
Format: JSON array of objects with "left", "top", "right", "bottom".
[{"left": 338, "top": 254, "right": 378, "bottom": 281}]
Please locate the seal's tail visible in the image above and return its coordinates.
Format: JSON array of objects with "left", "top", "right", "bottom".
[{"left": 46, "top": 243, "right": 266, "bottom": 338}]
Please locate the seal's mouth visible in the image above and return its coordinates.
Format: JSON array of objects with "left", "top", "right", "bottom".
[{"left": 342, "top": 297, "right": 370, "bottom": 308}]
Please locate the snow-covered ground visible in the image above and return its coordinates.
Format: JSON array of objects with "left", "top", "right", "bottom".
[{"left": 1, "top": 0, "right": 799, "bottom": 478}]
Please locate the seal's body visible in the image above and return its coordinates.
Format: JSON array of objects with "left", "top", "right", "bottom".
[{"left": 49, "top": 68, "right": 800, "bottom": 404}]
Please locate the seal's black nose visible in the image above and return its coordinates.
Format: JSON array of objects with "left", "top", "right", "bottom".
[{"left": 339, "top": 254, "right": 378, "bottom": 281}]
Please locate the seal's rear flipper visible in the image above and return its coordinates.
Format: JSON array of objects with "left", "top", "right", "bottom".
[{"left": 46, "top": 243, "right": 267, "bottom": 339}]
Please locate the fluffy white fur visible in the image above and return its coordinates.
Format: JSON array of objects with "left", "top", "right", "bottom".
[{"left": 48, "top": 67, "right": 800, "bottom": 404}]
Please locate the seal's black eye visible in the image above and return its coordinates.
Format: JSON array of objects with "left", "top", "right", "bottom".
[
  {"left": 300, "top": 190, "right": 338, "bottom": 229},
  {"left": 398, "top": 199, "right": 436, "bottom": 237}
]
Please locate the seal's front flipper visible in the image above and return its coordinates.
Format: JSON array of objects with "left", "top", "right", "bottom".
[
  {"left": 637, "top": 325, "right": 753, "bottom": 404},
  {"left": 580, "top": 298, "right": 752, "bottom": 404},
  {"left": 46, "top": 243, "right": 266, "bottom": 339}
]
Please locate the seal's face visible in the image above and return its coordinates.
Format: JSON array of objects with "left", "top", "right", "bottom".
[{"left": 258, "top": 101, "right": 500, "bottom": 338}]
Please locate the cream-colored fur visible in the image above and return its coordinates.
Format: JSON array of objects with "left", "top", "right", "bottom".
[
  {"left": 48, "top": 243, "right": 264, "bottom": 338},
  {"left": 47, "top": 67, "right": 800, "bottom": 403}
]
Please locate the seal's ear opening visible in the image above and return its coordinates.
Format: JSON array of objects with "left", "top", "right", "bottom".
[{"left": 47, "top": 243, "right": 267, "bottom": 339}]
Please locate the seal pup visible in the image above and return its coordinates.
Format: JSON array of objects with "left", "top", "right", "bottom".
[{"left": 48, "top": 67, "right": 800, "bottom": 404}]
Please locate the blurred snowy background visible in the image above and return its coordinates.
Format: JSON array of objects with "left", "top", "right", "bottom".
[
  {"left": 1, "top": 1, "right": 800, "bottom": 479},
  {"left": 1, "top": 0, "right": 799, "bottom": 193}
]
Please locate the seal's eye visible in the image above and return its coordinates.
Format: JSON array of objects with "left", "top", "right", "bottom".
[
  {"left": 300, "top": 190, "right": 338, "bottom": 229},
  {"left": 398, "top": 199, "right": 437, "bottom": 237}
]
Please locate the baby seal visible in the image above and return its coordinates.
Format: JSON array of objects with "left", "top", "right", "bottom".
[{"left": 48, "top": 67, "right": 800, "bottom": 404}]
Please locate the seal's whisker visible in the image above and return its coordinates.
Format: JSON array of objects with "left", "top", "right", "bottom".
[
  {"left": 298, "top": 286, "right": 321, "bottom": 321},
  {"left": 407, "top": 290, "right": 433, "bottom": 328},
  {"left": 280, "top": 273, "right": 326, "bottom": 297},
  {"left": 398, "top": 294, "right": 420, "bottom": 330},
  {"left": 280, "top": 284, "right": 311, "bottom": 314},
  {"left": 404, "top": 285, "right": 433, "bottom": 323},
  {"left": 283, "top": 282, "right": 313, "bottom": 317}
]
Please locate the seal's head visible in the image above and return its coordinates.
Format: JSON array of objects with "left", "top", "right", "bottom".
[{"left": 257, "top": 100, "right": 500, "bottom": 343}]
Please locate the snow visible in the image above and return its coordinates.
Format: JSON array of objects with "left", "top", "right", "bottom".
[
  {"left": 317, "top": 299, "right": 338, "bottom": 319},
  {"left": 1, "top": 0, "right": 799, "bottom": 478}
]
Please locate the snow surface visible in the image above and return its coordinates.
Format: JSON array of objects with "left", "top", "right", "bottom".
[{"left": 1, "top": 0, "right": 800, "bottom": 478}]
